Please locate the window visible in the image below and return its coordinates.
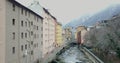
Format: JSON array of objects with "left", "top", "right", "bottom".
[
  {"left": 13, "top": 32, "right": 15, "bottom": 40},
  {"left": 21, "top": 45, "right": 23, "bottom": 51},
  {"left": 12, "top": 19, "right": 15, "bottom": 25},
  {"left": 25, "top": 22, "right": 27, "bottom": 27},
  {"left": 13, "top": 4, "right": 15, "bottom": 11},
  {"left": 34, "top": 44, "right": 36, "bottom": 48},
  {"left": 31, "top": 50, "right": 33, "bottom": 55},
  {"left": 21, "top": 21, "right": 23, "bottom": 26},
  {"left": 25, "top": 10, "right": 27, "bottom": 16},
  {"left": 29, "top": 21, "right": 30, "bottom": 27},
  {"left": 25, "top": 33, "right": 27, "bottom": 38},
  {"left": 31, "top": 21, "right": 33, "bottom": 26},
  {"left": 21, "top": 8, "right": 23, "bottom": 14},
  {"left": 25, "top": 44, "right": 27, "bottom": 49},
  {"left": 21, "top": 32, "right": 23, "bottom": 39},
  {"left": 37, "top": 26, "right": 38, "bottom": 30},
  {"left": 31, "top": 41, "right": 33, "bottom": 45},
  {"left": 12, "top": 47, "right": 15, "bottom": 54},
  {"left": 31, "top": 31, "right": 33, "bottom": 36},
  {"left": 47, "top": 52, "right": 48, "bottom": 54}
]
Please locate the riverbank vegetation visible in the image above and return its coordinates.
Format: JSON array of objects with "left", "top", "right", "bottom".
[{"left": 84, "top": 15, "right": 120, "bottom": 63}]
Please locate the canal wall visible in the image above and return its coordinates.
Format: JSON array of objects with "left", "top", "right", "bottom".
[
  {"left": 80, "top": 47, "right": 104, "bottom": 63},
  {"left": 41, "top": 44, "right": 65, "bottom": 63}
]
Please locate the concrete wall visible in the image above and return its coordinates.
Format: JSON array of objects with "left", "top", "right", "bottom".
[
  {"left": 43, "top": 14, "right": 49, "bottom": 58},
  {"left": 48, "top": 17, "right": 55, "bottom": 52},
  {"left": 6, "top": 1, "right": 19, "bottom": 63},
  {"left": 0, "top": 0, "right": 6, "bottom": 63}
]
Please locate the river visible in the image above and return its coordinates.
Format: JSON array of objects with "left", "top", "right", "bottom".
[{"left": 54, "top": 46, "right": 93, "bottom": 63}]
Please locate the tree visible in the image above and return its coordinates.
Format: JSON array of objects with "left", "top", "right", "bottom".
[{"left": 84, "top": 15, "right": 120, "bottom": 56}]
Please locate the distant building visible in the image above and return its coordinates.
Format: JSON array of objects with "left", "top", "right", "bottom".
[
  {"left": 94, "top": 20, "right": 109, "bottom": 29},
  {"left": 56, "top": 22, "right": 63, "bottom": 47},
  {"left": 0, "top": 0, "right": 43, "bottom": 63},
  {"left": 64, "top": 27, "right": 72, "bottom": 42},
  {"left": 75, "top": 26, "right": 87, "bottom": 44},
  {"left": 87, "top": 26, "right": 94, "bottom": 31}
]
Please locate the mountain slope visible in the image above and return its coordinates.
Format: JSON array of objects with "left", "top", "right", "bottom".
[{"left": 65, "top": 4, "right": 120, "bottom": 28}]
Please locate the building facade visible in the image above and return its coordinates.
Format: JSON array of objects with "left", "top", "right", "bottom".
[
  {"left": 42, "top": 8, "right": 56, "bottom": 58},
  {"left": 0, "top": 0, "right": 43, "bottom": 63},
  {"left": 56, "top": 22, "right": 63, "bottom": 47},
  {"left": 75, "top": 26, "right": 87, "bottom": 44},
  {"left": 28, "top": 1, "right": 59, "bottom": 62},
  {"left": 64, "top": 27, "right": 72, "bottom": 41},
  {"left": 28, "top": 0, "right": 56, "bottom": 59}
]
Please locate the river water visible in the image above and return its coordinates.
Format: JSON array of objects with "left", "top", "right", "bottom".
[{"left": 57, "top": 46, "right": 93, "bottom": 63}]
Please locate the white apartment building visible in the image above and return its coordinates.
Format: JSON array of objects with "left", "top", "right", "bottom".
[
  {"left": 0, "top": 0, "right": 43, "bottom": 63},
  {"left": 42, "top": 8, "right": 55, "bottom": 58},
  {"left": 29, "top": 1, "right": 56, "bottom": 59}
]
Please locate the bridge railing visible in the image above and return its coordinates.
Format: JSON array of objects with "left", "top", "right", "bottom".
[{"left": 81, "top": 47, "right": 104, "bottom": 63}]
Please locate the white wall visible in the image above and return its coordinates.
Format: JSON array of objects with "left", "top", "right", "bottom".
[{"left": 0, "top": 0, "right": 6, "bottom": 63}]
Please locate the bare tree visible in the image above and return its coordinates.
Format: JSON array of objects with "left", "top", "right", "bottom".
[{"left": 84, "top": 15, "right": 120, "bottom": 55}]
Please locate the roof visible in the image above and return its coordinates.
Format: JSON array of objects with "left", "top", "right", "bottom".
[
  {"left": 43, "top": 8, "right": 50, "bottom": 15},
  {"left": 57, "top": 22, "right": 62, "bottom": 26},
  {"left": 28, "top": 0, "right": 57, "bottom": 21},
  {"left": 51, "top": 15, "right": 57, "bottom": 20},
  {"left": 28, "top": 1, "right": 45, "bottom": 18},
  {"left": 9, "top": 0, "right": 43, "bottom": 19},
  {"left": 43, "top": 7, "right": 57, "bottom": 20}
]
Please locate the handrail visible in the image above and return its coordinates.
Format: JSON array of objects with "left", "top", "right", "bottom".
[{"left": 81, "top": 47, "right": 104, "bottom": 63}]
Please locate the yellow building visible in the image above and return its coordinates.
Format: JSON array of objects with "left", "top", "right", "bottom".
[{"left": 56, "top": 22, "right": 63, "bottom": 47}]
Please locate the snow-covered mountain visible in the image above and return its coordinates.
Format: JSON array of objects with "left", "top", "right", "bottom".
[{"left": 65, "top": 4, "right": 120, "bottom": 28}]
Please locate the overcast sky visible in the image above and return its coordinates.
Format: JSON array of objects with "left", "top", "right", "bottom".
[{"left": 16, "top": 0, "right": 120, "bottom": 25}]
